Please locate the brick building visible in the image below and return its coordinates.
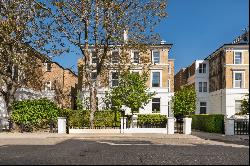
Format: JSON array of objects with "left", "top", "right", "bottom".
[
  {"left": 78, "top": 42, "right": 175, "bottom": 116},
  {"left": 174, "top": 30, "right": 249, "bottom": 117}
]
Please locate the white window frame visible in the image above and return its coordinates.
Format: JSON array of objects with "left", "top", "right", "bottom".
[
  {"left": 235, "top": 100, "right": 242, "bottom": 114},
  {"left": 152, "top": 50, "right": 160, "bottom": 64},
  {"left": 234, "top": 51, "right": 244, "bottom": 64},
  {"left": 199, "top": 102, "right": 207, "bottom": 114},
  {"left": 152, "top": 98, "right": 161, "bottom": 113},
  {"left": 45, "top": 81, "right": 52, "bottom": 91},
  {"left": 151, "top": 70, "right": 162, "bottom": 88},
  {"left": 198, "top": 82, "right": 208, "bottom": 92},
  {"left": 131, "top": 50, "right": 140, "bottom": 64},
  {"left": 111, "top": 50, "right": 119, "bottom": 64},
  {"left": 109, "top": 71, "right": 119, "bottom": 88},
  {"left": 198, "top": 63, "right": 206, "bottom": 73},
  {"left": 91, "top": 51, "right": 98, "bottom": 64},
  {"left": 45, "top": 62, "right": 52, "bottom": 72},
  {"left": 233, "top": 71, "right": 245, "bottom": 88}
]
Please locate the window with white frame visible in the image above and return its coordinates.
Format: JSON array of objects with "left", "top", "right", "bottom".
[
  {"left": 199, "top": 82, "right": 208, "bottom": 92},
  {"left": 152, "top": 98, "right": 160, "bottom": 113},
  {"left": 152, "top": 72, "right": 160, "bottom": 87},
  {"left": 152, "top": 50, "right": 160, "bottom": 64},
  {"left": 45, "top": 62, "right": 52, "bottom": 72},
  {"left": 234, "top": 52, "right": 243, "bottom": 64},
  {"left": 233, "top": 72, "right": 244, "bottom": 88},
  {"left": 45, "top": 81, "right": 52, "bottom": 91},
  {"left": 235, "top": 100, "right": 242, "bottom": 114},
  {"left": 168, "top": 64, "right": 171, "bottom": 74},
  {"left": 111, "top": 51, "right": 119, "bottom": 63},
  {"left": 198, "top": 63, "right": 206, "bottom": 73},
  {"left": 200, "top": 102, "right": 207, "bottom": 114},
  {"left": 91, "top": 51, "right": 98, "bottom": 64},
  {"left": 133, "top": 51, "right": 140, "bottom": 63},
  {"left": 111, "top": 72, "right": 119, "bottom": 87}
]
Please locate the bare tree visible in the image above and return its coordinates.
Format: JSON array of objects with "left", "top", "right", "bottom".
[{"left": 49, "top": 0, "right": 168, "bottom": 128}]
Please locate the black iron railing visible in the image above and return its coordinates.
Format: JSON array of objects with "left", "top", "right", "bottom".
[
  {"left": 234, "top": 119, "right": 249, "bottom": 135},
  {"left": 175, "top": 118, "right": 183, "bottom": 134}
]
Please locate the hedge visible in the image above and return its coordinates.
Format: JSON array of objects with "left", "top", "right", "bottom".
[
  {"left": 138, "top": 114, "right": 167, "bottom": 127},
  {"left": 68, "top": 110, "right": 121, "bottom": 128},
  {"left": 191, "top": 114, "right": 225, "bottom": 133},
  {"left": 11, "top": 99, "right": 61, "bottom": 131}
]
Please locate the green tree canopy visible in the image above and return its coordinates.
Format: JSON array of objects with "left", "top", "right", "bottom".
[
  {"left": 104, "top": 72, "right": 155, "bottom": 114},
  {"left": 172, "top": 85, "right": 196, "bottom": 118}
]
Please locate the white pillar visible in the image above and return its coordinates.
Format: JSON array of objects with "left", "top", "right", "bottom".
[
  {"left": 167, "top": 117, "right": 175, "bottom": 134},
  {"left": 58, "top": 117, "right": 66, "bottom": 134},
  {"left": 225, "top": 118, "right": 234, "bottom": 135},
  {"left": 132, "top": 115, "right": 138, "bottom": 128},
  {"left": 120, "top": 117, "right": 127, "bottom": 133},
  {"left": 183, "top": 118, "right": 192, "bottom": 135}
]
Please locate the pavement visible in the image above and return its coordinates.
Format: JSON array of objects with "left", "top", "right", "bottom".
[{"left": 0, "top": 131, "right": 249, "bottom": 165}]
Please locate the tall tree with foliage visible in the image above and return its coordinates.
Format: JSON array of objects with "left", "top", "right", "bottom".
[
  {"left": 240, "top": 94, "right": 249, "bottom": 115},
  {"left": 104, "top": 72, "right": 155, "bottom": 114},
  {"left": 0, "top": 0, "right": 62, "bottom": 129},
  {"left": 172, "top": 85, "right": 197, "bottom": 118},
  {"left": 51, "top": 0, "right": 168, "bottom": 128}
]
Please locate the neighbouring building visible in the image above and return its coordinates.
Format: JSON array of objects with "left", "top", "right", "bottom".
[
  {"left": 78, "top": 42, "right": 175, "bottom": 116},
  {"left": 0, "top": 49, "right": 78, "bottom": 128},
  {"left": 174, "top": 30, "right": 249, "bottom": 118}
]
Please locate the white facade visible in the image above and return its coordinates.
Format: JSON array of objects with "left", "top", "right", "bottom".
[
  {"left": 209, "top": 89, "right": 249, "bottom": 118},
  {"left": 80, "top": 87, "right": 174, "bottom": 117}
]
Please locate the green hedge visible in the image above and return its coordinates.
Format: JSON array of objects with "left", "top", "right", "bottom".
[
  {"left": 191, "top": 114, "right": 225, "bottom": 133},
  {"left": 11, "top": 99, "right": 61, "bottom": 131},
  {"left": 68, "top": 110, "right": 121, "bottom": 128},
  {"left": 138, "top": 114, "right": 167, "bottom": 126}
]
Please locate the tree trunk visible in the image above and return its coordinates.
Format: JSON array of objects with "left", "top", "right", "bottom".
[{"left": 89, "top": 85, "right": 97, "bottom": 129}]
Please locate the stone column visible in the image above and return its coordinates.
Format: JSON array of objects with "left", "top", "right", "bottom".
[
  {"left": 183, "top": 117, "right": 192, "bottom": 135},
  {"left": 58, "top": 117, "right": 66, "bottom": 134},
  {"left": 225, "top": 118, "right": 234, "bottom": 135},
  {"left": 167, "top": 117, "right": 175, "bottom": 134},
  {"left": 120, "top": 117, "right": 127, "bottom": 133}
]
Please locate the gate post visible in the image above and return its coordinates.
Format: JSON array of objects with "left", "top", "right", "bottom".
[
  {"left": 225, "top": 118, "right": 234, "bottom": 135},
  {"left": 167, "top": 117, "right": 175, "bottom": 134},
  {"left": 58, "top": 117, "right": 66, "bottom": 134},
  {"left": 183, "top": 117, "right": 192, "bottom": 135},
  {"left": 120, "top": 117, "right": 127, "bottom": 133}
]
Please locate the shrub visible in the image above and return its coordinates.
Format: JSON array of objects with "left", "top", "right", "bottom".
[
  {"left": 68, "top": 110, "right": 121, "bottom": 128},
  {"left": 138, "top": 114, "right": 167, "bottom": 127},
  {"left": 191, "top": 114, "right": 224, "bottom": 133},
  {"left": 11, "top": 98, "right": 61, "bottom": 131}
]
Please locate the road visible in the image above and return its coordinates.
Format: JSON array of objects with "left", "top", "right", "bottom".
[{"left": 0, "top": 134, "right": 249, "bottom": 165}]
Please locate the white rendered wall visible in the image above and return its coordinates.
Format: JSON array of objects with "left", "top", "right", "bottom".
[
  {"left": 81, "top": 88, "right": 174, "bottom": 117},
  {"left": 194, "top": 60, "right": 210, "bottom": 114},
  {"left": 225, "top": 89, "right": 249, "bottom": 118}
]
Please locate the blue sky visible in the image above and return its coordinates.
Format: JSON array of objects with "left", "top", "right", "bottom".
[{"left": 53, "top": 0, "right": 249, "bottom": 74}]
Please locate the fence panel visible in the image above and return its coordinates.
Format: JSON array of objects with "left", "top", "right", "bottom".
[{"left": 234, "top": 119, "right": 249, "bottom": 135}]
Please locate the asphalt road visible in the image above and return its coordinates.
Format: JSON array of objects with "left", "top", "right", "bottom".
[{"left": 0, "top": 137, "right": 249, "bottom": 165}]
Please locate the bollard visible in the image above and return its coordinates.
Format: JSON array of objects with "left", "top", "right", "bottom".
[
  {"left": 167, "top": 117, "right": 175, "bottom": 134},
  {"left": 58, "top": 117, "right": 66, "bottom": 134}
]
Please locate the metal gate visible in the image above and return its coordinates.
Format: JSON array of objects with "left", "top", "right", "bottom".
[
  {"left": 234, "top": 119, "right": 249, "bottom": 135},
  {"left": 175, "top": 118, "right": 183, "bottom": 134}
]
